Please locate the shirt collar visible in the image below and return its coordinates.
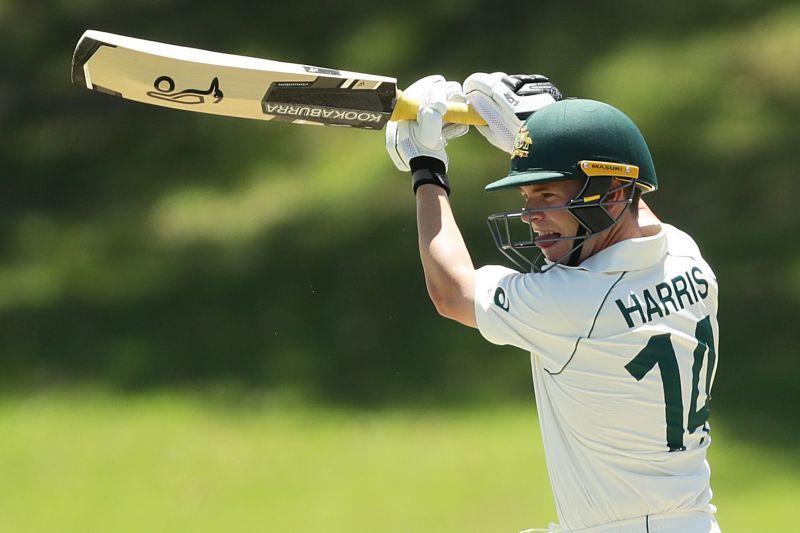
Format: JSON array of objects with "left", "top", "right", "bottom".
[{"left": 552, "top": 224, "right": 667, "bottom": 273}]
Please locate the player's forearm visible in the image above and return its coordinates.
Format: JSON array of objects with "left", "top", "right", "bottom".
[{"left": 415, "top": 185, "right": 477, "bottom": 327}]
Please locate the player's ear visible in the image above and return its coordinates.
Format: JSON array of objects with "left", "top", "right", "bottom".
[{"left": 607, "top": 179, "right": 630, "bottom": 215}]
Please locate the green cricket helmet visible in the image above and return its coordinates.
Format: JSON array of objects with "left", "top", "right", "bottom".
[{"left": 485, "top": 99, "right": 658, "bottom": 272}]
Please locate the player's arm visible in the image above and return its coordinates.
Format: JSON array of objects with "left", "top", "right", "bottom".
[
  {"left": 385, "top": 76, "right": 477, "bottom": 328},
  {"left": 414, "top": 166, "right": 477, "bottom": 328}
]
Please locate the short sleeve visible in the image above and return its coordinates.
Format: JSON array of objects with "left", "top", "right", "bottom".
[{"left": 473, "top": 265, "right": 588, "bottom": 369}]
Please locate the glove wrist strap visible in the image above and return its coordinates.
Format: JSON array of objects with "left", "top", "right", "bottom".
[{"left": 411, "top": 157, "right": 450, "bottom": 196}]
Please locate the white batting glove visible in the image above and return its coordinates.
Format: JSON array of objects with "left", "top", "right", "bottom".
[
  {"left": 464, "top": 72, "right": 562, "bottom": 153},
  {"left": 385, "top": 75, "right": 470, "bottom": 172}
]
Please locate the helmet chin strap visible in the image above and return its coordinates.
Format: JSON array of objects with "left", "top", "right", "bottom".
[
  {"left": 562, "top": 175, "right": 616, "bottom": 267},
  {"left": 565, "top": 225, "right": 588, "bottom": 266}
]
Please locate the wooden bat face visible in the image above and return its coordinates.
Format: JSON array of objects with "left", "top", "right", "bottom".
[{"left": 71, "top": 30, "right": 400, "bottom": 129}]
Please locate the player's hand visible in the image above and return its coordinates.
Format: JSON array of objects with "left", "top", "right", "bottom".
[
  {"left": 464, "top": 72, "right": 563, "bottom": 154},
  {"left": 386, "top": 75, "right": 469, "bottom": 172}
]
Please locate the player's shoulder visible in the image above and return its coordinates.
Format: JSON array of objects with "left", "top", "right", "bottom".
[
  {"left": 476, "top": 263, "right": 618, "bottom": 295},
  {"left": 475, "top": 263, "right": 622, "bottom": 334},
  {"left": 662, "top": 223, "right": 717, "bottom": 280},
  {"left": 663, "top": 223, "right": 701, "bottom": 258}
]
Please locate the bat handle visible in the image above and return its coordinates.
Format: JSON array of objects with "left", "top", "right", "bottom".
[{"left": 392, "top": 90, "right": 487, "bottom": 126}]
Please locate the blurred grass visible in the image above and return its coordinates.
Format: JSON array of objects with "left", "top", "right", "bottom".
[{"left": 0, "top": 389, "right": 796, "bottom": 533}]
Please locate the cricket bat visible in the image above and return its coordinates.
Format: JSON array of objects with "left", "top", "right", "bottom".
[{"left": 71, "top": 30, "right": 486, "bottom": 130}]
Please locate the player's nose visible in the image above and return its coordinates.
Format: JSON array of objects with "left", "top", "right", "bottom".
[{"left": 521, "top": 207, "right": 544, "bottom": 224}]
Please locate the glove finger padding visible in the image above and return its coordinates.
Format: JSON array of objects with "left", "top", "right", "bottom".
[
  {"left": 444, "top": 80, "right": 467, "bottom": 105},
  {"left": 442, "top": 81, "right": 470, "bottom": 140},
  {"left": 465, "top": 72, "right": 561, "bottom": 154},
  {"left": 385, "top": 120, "right": 408, "bottom": 171},
  {"left": 417, "top": 78, "right": 451, "bottom": 149},
  {"left": 464, "top": 72, "right": 521, "bottom": 153},
  {"left": 404, "top": 74, "right": 446, "bottom": 97},
  {"left": 385, "top": 76, "right": 468, "bottom": 172},
  {"left": 442, "top": 122, "right": 469, "bottom": 140},
  {"left": 416, "top": 108, "right": 445, "bottom": 151}
]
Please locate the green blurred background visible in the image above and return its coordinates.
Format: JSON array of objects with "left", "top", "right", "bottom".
[{"left": 2, "top": 0, "right": 799, "bottom": 531}]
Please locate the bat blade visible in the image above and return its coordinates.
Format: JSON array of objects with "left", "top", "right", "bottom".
[{"left": 71, "top": 30, "right": 400, "bottom": 129}]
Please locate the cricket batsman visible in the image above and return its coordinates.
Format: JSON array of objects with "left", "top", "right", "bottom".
[{"left": 385, "top": 74, "right": 721, "bottom": 532}]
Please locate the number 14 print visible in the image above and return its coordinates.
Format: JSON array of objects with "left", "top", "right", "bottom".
[{"left": 625, "top": 316, "right": 717, "bottom": 451}]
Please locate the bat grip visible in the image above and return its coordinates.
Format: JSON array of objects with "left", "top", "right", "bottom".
[{"left": 392, "top": 90, "right": 487, "bottom": 126}]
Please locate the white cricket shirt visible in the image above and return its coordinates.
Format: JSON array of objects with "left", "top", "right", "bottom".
[{"left": 474, "top": 224, "right": 719, "bottom": 531}]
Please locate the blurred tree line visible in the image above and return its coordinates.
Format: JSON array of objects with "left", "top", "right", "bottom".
[{"left": 1, "top": 0, "right": 799, "bottom": 436}]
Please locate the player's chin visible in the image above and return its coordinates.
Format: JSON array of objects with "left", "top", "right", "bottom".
[
  {"left": 538, "top": 241, "right": 571, "bottom": 262},
  {"left": 535, "top": 236, "right": 558, "bottom": 251}
]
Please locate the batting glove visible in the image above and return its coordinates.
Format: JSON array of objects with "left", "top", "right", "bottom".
[
  {"left": 385, "top": 75, "right": 470, "bottom": 173},
  {"left": 464, "top": 72, "right": 562, "bottom": 154}
]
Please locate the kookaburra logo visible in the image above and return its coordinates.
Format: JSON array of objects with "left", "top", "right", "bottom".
[
  {"left": 146, "top": 76, "right": 224, "bottom": 105},
  {"left": 494, "top": 287, "right": 510, "bottom": 312}
]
